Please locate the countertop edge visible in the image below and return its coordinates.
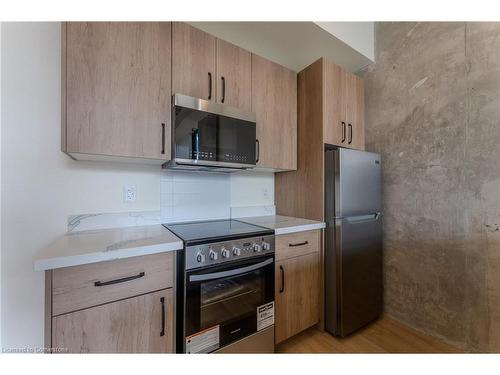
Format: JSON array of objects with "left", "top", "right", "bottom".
[
  {"left": 34, "top": 240, "right": 184, "bottom": 271},
  {"left": 274, "top": 222, "right": 326, "bottom": 235}
]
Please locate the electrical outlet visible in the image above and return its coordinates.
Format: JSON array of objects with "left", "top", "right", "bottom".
[
  {"left": 124, "top": 185, "right": 137, "bottom": 203},
  {"left": 263, "top": 188, "right": 269, "bottom": 198}
]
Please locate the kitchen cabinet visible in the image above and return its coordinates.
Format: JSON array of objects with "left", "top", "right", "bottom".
[
  {"left": 172, "top": 22, "right": 217, "bottom": 101},
  {"left": 216, "top": 39, "right": 252, "bottom": 111},
  {"left": 52, "top": 289, "right": 174, "bottom": 353},
  {"left": 62, "top": 22, "right": 172, "bottom": 162},
  {"left": 46, "top": 252, "right": 175, "bottom": 353},
  {"left": 275, "top": 58, "right": 366, "bottom": 221},
  {"left": 274, "top": 230, "right": 321, "bottom": 344},
  {"left": 345, "top": 70, "right": 365, "bottom": 150},
  {"left": 251, "top": 54, "right": 297, "bottom": 171},
  {"left": 323, "top": 58, "right": 365, "bottom": 150},
  {"left": 172, "top": 23, "right": 252, "bottom": 112}
]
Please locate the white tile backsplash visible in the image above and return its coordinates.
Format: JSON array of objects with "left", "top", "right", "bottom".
[{"left": 161, "top": 170, "right": 231, "bottom": 223}]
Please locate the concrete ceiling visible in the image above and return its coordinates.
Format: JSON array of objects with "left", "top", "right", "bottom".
[{"left": 189, "top": 22, "right": 373, "bottom": 73}]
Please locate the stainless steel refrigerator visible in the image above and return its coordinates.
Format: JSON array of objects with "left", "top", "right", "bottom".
[{"left": 324, "top": 146, "right": 383, "bottom": 337}]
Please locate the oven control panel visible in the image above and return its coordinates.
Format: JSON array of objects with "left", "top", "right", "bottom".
[{"left": 185, "top": 234, "right": 275, "bottom": 270}]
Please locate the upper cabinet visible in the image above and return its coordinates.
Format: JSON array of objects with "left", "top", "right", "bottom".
[
  {"left": 62, "top": 22, "right": 297, "bottom": 170},
  {"left": 323, "top": 58, "right": 365, "bottom": 150},
  {"left": 216, "top": 39, "right": 252, "bottom": 111},
  {"left": 63, "top": 22, "right": 172, "bottom": 162},
  {"left": 252, "top": 54, "right": 297, "bottom": 171},
  {"left": 172, "top": 22, "right": 217, "bottom": 101},
  {"left": 172, "top": 23, "right": 252, "bottom": 112}
]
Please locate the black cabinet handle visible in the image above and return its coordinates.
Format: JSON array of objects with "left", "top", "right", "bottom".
[
  {"left": 221, "top": 76, "right": 226, "bottom": 103},
  {"left": 160, "top": 297, "right": 165, "bottom": 337},
  {"left": 94, "top": 272, "right": 145, "bottom": 287},
  {"left": 348, "top": 123, "right": 353, "bottom": 144},
  {"left": 279, "top": 265, "right": 285, "bottom": 293},
  {"left": 208, "top": 72, "right": 212, "bottom": 100},
  {"left": 289, "top": 241, "right": 309, "bottom": 247},
  {"left": 341, "top": 121, "right": 346, "bottom": 143},
  {"left": 255, "top": 139, "right": 260, "bottom": 163},
  {"left": 161, "top": 123, "right": 165, "bottom": 154}
]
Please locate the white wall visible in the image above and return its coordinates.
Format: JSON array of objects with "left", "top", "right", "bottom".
[
  {"left": 315, "top": 22, "right": 374, "bottom": 62},
  {"left": 0, "top": 21, "right": 3, "bottom": 350},
  {"left": 231, "top": 171, "right": 274, "bottom": 207},
  {"left": 0, "top": 22, "right": 275, "bottom": 350},
  {"left": 0, "top": 22, "right": 162, "bottom": 350}
]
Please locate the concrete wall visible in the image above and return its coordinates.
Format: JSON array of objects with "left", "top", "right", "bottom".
[{"left": 361, "top": 22, "right": 500, "bottom": 352}]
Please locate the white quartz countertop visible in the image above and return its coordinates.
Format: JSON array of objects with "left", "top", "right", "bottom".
[
  {"left": 34, "top": 225, "right": 183, "bottom": 271},
  {"left": 238, "top": 215, "right": 325, "bottom": 235}
]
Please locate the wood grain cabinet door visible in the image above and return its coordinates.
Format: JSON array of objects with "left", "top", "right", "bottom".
[
  {"left": 251, "top": 54, "right": 297, "bottom": 171},
  {"left": 348, "top": 73, "right": 365, "bottom": 150},
  {"left": 65, "top": 22, "right": 172, "bottom": 160},
  {"left": 323, "top": 59, "right": 346, "bottom": 147},
  {"left": 342, "top": 70, "right": 365, "bottom": 150},
  {"left": 52, "top": 289, "right": 174, "bottom": 353},
  {"left": 275, "top": 252, "right": 320, "bottom": 343},
  {"left": 172, "top": 22, "right": 216, "bottom": 101},
  {"left": 216, "top": 39, "right": 252, "bottom": 111}
]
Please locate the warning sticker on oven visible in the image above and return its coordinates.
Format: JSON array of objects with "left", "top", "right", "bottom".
[
  {"left": 186, "top": 325, "right": 220, "bottom": 354},
  {"left": 257, "top": 301, "right": 275, "bottom": 331}
]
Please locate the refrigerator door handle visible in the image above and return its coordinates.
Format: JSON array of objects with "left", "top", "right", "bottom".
[{"left": 345, "top": 213, "right": 382, "bottom": 224}]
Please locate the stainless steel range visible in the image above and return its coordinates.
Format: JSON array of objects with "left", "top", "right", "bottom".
[{"left": 164, "top": 219, "right": 275, "bottom": 354}]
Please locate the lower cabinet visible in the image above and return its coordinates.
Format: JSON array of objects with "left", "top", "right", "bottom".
[
  {"left": 46, "top": 252, "right": 175, "bottom": 353},
  {"left": 52, "top": 288, "right": 174, "bottom": 353},
  {"left": 274, "top": 230, "right": 321, "bottom": 344}
]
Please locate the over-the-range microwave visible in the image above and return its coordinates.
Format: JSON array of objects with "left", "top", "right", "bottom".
[{"left": 163, "top": 94, "right": 258, "bottom": 173}]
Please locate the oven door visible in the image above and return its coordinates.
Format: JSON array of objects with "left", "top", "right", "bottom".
[{"left": 184, "top": 255, "right": 274, "bottom": 353}]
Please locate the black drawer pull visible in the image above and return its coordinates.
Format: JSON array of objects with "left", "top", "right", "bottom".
[
  {"left": 279, "top": 265, "right": 285, "bottom": 293},
  {"left": 161, "top": 123, "right": 166, "bottom": 154},
  {"left": 348, "top": 123, "right": 353, "bottom": 144},
  {"left": 221, "top": 76, "right": 226, "bottom": 103},
  {"left": 94, "top": 272, "right": 145, "bottom": 287},
  {"left": 289, "top": 241, "right": 309, "bottom": 247},
  {"left": 160, "top": 297, "right": 165, "bottom": 337},
  {"left": 208, "top": 72, "right": 212, "bottom": 100},
  {"left": 341, "top": 121, "right": 346, "bottom": 143}
]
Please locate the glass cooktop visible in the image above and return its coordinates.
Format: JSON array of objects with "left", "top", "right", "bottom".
[{"left": 163, "top": 219, "right": 272, "bottom": 243}]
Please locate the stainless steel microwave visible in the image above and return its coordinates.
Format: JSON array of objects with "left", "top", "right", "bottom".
[{"left": 163, "top": 94, "right": 258, "bottom": 173}]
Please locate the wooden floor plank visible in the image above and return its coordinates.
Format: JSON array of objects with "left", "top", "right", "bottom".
[{"left": 276, "top": 316, "right": 462, "bottom": 353}]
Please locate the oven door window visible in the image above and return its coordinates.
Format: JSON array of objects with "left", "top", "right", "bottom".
[{"left": 185, "top": 256, "right": 274, "bottom": 351}]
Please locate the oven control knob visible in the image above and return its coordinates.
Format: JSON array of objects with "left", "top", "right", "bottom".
[
  {"left": 221, "top": 248, "right": 230, "bottom": 258},
  {"left": 253, "top": 243, "right": 262, "bottom": 253},
  {"left": 209, "top": 250, "right": 218, "bottom": 261},
  {"left": 262, "top": 241, "right": 271, "bottom": 251},
  {"left": 196, "top": 252, "right": 206, "bottom": 263},
  {"left": 232, "top": 247, "right": 241, "bottom": 256}
]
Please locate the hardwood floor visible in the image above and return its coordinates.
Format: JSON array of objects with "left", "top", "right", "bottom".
[{"left": 276, "top": 316, "right": 462, "bottom": 353}]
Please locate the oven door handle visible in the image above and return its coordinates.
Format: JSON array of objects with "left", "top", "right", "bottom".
[{"left": 189, "top": 258, "right": 273, "bottom": 282}]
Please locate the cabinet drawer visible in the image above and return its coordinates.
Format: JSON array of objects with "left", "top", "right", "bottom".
[
  {"left": 276, "top": 230, "right": 320, "bottom": 261},
  {"left": 52, "top": 252, "right": 174, "bottom": 316}
]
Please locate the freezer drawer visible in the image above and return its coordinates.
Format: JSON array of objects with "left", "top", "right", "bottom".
[{"left": 325, "top": 214, "right": 383, "bottom": 337}]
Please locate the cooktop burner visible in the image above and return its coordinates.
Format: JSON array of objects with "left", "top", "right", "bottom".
[{"left": 163, "top": 219, "right": 273, "bottom": 243}]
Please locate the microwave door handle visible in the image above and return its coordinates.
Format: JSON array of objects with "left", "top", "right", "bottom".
[{"left": 189, "top": 258, "right": 273, "bottom": 282}]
